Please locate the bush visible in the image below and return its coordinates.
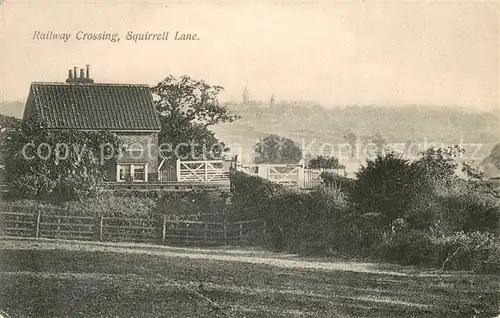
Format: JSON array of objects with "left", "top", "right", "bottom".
[
  {"left": 320, "top": 172, "right": 354, "bottom": 193},
  {"left": 376, "top": 230, "right": 499, "bottom": 273},
  {"left": 440, "top": 190, "right": 499, "bottom": 234},
  {"left": 352, "top": 151, "right": 429, "bottom": 228},
  {"left": 378, "top": 230, "right": 435, "bottom": 266},
  {"left": 230, "top": 159, "right": 499, "bottom": 272},
  {"left": 308, "top": 155, "right": 344, "bottom": 169},
  {"left": 0, "top": 189, "right": 227, "bottom": 219},
  {"left": 2, "top": 120, "right": 121, "bottom": 200},
  {"left": 433, "top": 231, "right": 499, "bottom": 273}
]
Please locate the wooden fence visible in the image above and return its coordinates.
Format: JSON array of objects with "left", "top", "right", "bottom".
[
  {"left": 102, "top": 181, "right": 231, "bottom": 192},
  {"left": 0, "top": 210, "right": 265, "bottom": 246}
]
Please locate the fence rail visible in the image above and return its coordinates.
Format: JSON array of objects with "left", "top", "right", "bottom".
[{"left": 0, "top": 210, "right": 265, "bottom": 246}]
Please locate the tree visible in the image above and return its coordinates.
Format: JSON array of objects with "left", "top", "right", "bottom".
[
  {"left": 342, "top": 131, "right": 357, "bottom": 158},
  {"left": 403, "top": 139, "right": 416, "bottom": 158},
  {"left": 461, "top": 160, "right": 485, "bottom": 181},
  {"left": 307, "top": 155, "right": 345, "bottom": 169},
  {"left": 1, "top": 120, "right": 121, "bottom": 199},
  {"left": 152, "top": 75, "right": 240, "bottom": 160},
  {"left": 253, "top": 135, "right": 302, "bottom": 164},
  {"left": 352, "top": 151, "right": 426, "bottom": 227},
  {"left": 483, "top": 143, "right": 500, "bottom": 170},
  {"left": 413, "top": 145, "right": 464, "bottom": 186},
  {"left": 371, "top": 132, "right": 386, "bottom": 154},
  {"left": 269, "top": 93, "right": 275, "bottom": 107}
]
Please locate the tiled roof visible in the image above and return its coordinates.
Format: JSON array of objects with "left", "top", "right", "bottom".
[{"left": 24, "top": 83, "right": 161, "bottom": 130}]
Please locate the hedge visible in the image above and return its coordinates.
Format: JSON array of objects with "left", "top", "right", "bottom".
[{"left": 0, "top": 190, "right": 230, "bottom": 220}]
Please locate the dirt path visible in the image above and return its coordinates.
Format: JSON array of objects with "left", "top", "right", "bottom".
[{"left": 0, "top": 236, "right": 447, "bottom": 277}]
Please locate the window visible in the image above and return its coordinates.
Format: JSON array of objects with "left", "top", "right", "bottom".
[
  {"left": 133, "top": 166, "right": 145, "bottom": 181},
  {"left": 119, "top": 165, "right": 131, "bottom": 181},
  {"left": 117, "top": 164, "right": 147, "bottom": 182}
]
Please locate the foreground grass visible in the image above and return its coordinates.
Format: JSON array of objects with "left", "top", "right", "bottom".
[{"left": 0, "top": 239, "right": 498, "bottom": 317}]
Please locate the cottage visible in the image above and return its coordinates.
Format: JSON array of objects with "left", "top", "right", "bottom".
[{"left": 22, "top": 65, "right": 162, "bottom": 182}]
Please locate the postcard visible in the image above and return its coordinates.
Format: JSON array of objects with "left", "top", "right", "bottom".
[{"left": 0, "top": 1, "right": 499, "bottom": 317}]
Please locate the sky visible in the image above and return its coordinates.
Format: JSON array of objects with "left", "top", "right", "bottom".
[{"left": 0, "top": 1, "right": 498, "bottom": 111}]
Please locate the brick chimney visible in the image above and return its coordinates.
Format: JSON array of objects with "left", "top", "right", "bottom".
[{"left": 66, "top": 65, "right": 94, "bottom": 84}]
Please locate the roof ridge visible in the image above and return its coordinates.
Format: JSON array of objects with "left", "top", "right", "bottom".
[{"left": 31, "top": 82, "right": 151, "bottom": 87}]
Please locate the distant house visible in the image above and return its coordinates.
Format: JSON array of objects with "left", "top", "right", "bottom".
[{"left": 22, "top": 65, "right": 161, "bottom": 182}]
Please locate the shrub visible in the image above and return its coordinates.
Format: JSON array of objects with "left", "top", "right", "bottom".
[
  {"left": 403, "top": 197, "right": 446, "bottom": 232},
  {"left": 308, "top": 155, "right": 344, "bottom": 169},
  {"left": 0, "top": 189, "right": 227, "bottom": 219},
  {"left": 376, "top": 230, "right": 499, "bottom": 273},
  {"left": 377, "top": 230, "right": 435, "bottom": 266},
  {"left": 230, "top": 157, "right": 499, "bottom": 272},
  {"left": 2, "top": 120, "right": 121, "bottom": 200},
  {"left": 433, "top": 231, "right": 499, "bottom": 273},
  {"left": 352, "top": 151, "right": 429, "bottom": 228},
  {"left": 320, "top": 172, "right": 354, "bottom": 193},
  {"left": 451, "top": 193, "right": 498, "bottom": 234}
]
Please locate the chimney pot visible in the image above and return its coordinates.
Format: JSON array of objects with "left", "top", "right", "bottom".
[
  {"left": 73, "top": 67, "right": 77, "bottom": 78},
  {"left": 86, "top": 64, "right": 90, "bottom": 79},
  {"left": 68, "top": 70, "right": 73, "bottom": 79},
  {"left": 80, "top": 68, "right": 85, "bottom": 78}
]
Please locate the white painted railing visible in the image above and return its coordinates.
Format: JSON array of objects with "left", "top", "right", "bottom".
[
  {"left": 156, "top": 156, "right": 346, "bottom": 187},
  {"left": 158, "top": 159, "right": 233, "bottom": 182}
]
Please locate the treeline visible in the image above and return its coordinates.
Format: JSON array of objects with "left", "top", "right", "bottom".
[{"left": 231, "top": 146, "right": 499, "bottom": 273}]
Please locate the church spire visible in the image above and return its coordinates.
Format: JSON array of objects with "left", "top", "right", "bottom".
[{"left": 242, "top": 86, "right": 249, "bottom": 104}]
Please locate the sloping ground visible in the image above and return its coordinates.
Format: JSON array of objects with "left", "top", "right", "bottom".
[
  {"left": 213, "top": 104, "right": 498, "bottom": 181},
  {"left": 0, "top": 238, "right": 498, "bottom": 317}
]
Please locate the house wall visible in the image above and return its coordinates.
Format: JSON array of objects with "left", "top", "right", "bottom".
[{"left": 113, "top": 132, "right": 159, "bottom": 181}]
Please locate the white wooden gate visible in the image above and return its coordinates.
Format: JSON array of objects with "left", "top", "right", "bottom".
[
  {"left": 304, "top": 169, "right": 323, "bottom": 188},
  {"left": 267, "top": 165, "right": 301, "bottom": 185},
  {"left": 177, "top": 159, "right": 231, "bottom": 182},
  {"left": 236, "top": 164, "right": 347, "bottom": 188},
  {"left": 237, "top": 163, "right": 303, "bottom": 186}
]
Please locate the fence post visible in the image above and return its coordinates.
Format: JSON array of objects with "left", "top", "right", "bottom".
[
  {"left": 162, "top": 214, "right": 167, "bottom": 244},
  {"left": 204, "top": 162, "right": 208, "bottom": 182},
  {"left": 98, "top": 215, "right": 104, "bottom": 242},
  {"left": 257, "top": 164, "right": 268, "bottom": 180},
  {"left": 298, "top": 166, "right": 305, "bottom": 188},
  {"left": 229, "top": 167, "right": 233, "bottom": 192},
  {"left": 239, "top": 223, "right": 243, "bottom": 244},
  {"left": 223, "top": 218, "right": 228, "bottom": 245},
  {"left": 56, "top": 218, "right": 61, "bottom": 237},
  {"left": 176, "top": 158, "right": 181, "bottom": 182},
  {"left": 34, "top": 210, "right": 41, "bottom": 238}
]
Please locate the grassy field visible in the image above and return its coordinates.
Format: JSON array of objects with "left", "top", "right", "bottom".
[{"left": 0, "top": 238, "right": 498, "bottom": 317}]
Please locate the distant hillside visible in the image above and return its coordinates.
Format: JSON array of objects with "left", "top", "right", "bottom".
[
  {"left": 212, "top": 102, "right": 499, "bottom": 162},
  {"left": 0, "top": 101, "right": 25, "bottom": 118},
  {"left": 1, "top": 98, "right": 497, "bottom": 164}
]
